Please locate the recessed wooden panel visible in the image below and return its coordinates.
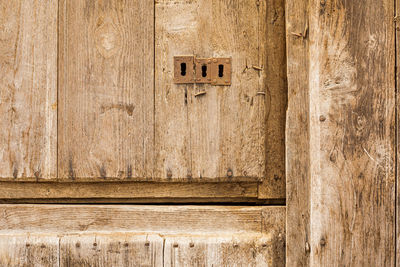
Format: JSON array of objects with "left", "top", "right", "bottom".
[
  {"left": 58, "top": 0, "right": 154, "bottom": 180},
  {"left": 0, "top": 1, "right": 57, "bottom": 179},
  {"left": 155, "top": 0, "right": 266, "bottom": 181}
]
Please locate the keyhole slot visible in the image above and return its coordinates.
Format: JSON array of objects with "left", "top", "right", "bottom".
[
  {"left": 218, "top": 64, "right": 224, "bottom": 77},
  {"left": 201, "top": 65, "right": 207, "bottom": 77},
  {"left": 180, "top": 63, "right": 187, "bottom": 76}
]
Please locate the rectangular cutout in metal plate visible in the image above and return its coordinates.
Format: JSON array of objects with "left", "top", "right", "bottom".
[
  {"left": 195, "top": 58, "right": 212, "bottom": 83},
  {"left": 211, "top": 58, "right": 232, "bottom": 86},
  {"left": 174, "top": 56, "right": 195, "bottom": 84}
]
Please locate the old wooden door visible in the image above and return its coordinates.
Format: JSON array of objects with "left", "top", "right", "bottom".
[
  {"left": 0, "top": 0, "right": 286, "bottom": 202},
  {"left": 0, "top": 0, "right": 286, "bottom": 265}
]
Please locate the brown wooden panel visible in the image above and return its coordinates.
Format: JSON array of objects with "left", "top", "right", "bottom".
[
  {"left": 286, "top": 0, "right": 395, "bottom": 266},
  {"left": 60, "top": 234, "right": 163, "bottom": 267},
  {"left": 58, "top": 0, "right": 154, "bottom": 180},
  {"left": 0, "top": 1, "right": 57, "bottom": 179},
  {"left": 0, "top": 234, "right": 59, "bottom": 266},
  {"left": 154, "top": 0, "right": 266, "bottom": 181}
]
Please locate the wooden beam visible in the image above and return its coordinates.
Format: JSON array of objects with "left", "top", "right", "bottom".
[
  {"left": 0, "top": 182, "right": 258, "bottom": 200},
  {"left": 0, "top": 205, "right": 284, "bottom": 235},
  {"left": 286, "top": 0, "right": 396, "bottom": 265}
]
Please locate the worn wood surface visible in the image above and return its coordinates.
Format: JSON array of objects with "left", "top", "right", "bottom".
[
  {"left": 0, "top": 234, "right": 59, "bottom": 266},
  {"left": 286, "top": 0, "right": 395, "bottom": 266},
  {"left": 58, "top": 0, "right": 154, "bottom": 180},
  {"left": 60, "top": 234, "right": 163, "bottom": 267},
  {"left": 0, "top": 205, "right": 284, "bottom": 235},
  {"left": 258, "top": 0, "right": 287, "bottom": 199},
  {"left": 0, "top": 0, "right": 57, "bottom": 179},
  {"left": 154, "top": 0, "right": 266, "bottom": 181}
]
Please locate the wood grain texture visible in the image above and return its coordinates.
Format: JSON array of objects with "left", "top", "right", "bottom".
[
  {"left": 154, "top": 0, "right": 266, "bottom": 181},
  {"left": 0, "top": 181, "right": 258, "bottom": 200},
  {"left": 258, "top": 0, "right": 287, "bottom": 199},
  {"left": 0, "top": 234, "right": 59, "bottom": 267},
  {"left": 0, "top": 205, "right": 284, "bottom": 235},
  {"left": 60, "top": 234, "right": 163, "bottom": 267},
  {"left": 0, "top": 1, "right": 57, "bottom": 179},
  {"left": 58, "top": 0, "right": 154, "bottom": 180},
  {"left": 287, "top": 0, "right": 395, "bottom": 266}
]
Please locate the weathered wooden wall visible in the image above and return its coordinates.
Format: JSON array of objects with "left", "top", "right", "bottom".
[{"left": 286, "top": 0, "right": 396, "bottom": 266}]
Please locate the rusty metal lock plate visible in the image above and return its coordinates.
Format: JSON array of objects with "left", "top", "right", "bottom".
[
  {"left": 211, "top": 58, "right": 232, "bottom": 86},
  {"left": 195, "top": 58, "right": 212, "bottom": 83},
  {"left": 174, "top": 56, "right": 195, "bottom": 84}
]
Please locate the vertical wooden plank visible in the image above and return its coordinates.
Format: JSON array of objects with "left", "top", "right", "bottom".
[
  {"left": 155, "top": 0, "right": 265, "bottom": 181},
  {"left": 397, "top": 0, "right": 400, "bottom": 266},
  {"left": 285, "top": 0, "right": 311, "bottom": 265},
  {"left": 58, "top": 0, "right": 154, "bottom": 180},
  {"left": 0, "top": 235, "right": 59, "bottom": 266},
  {"left": 287, "top": 0, "right": 396, "bottom": 265},
  {"left": 309, "top": 0, "right": 395, "bottom": 265},
  {"left": 0, "top": 1, "right": 57, "bottom": 179},
  {"left": 154, "top": 0, "right": 193, "bottom": 179},
  {"left": 60, "top": 234, "right": 163, "bottom": 266},
  {"left": 258, "top": 0, "right": 287, "bottom": 199}
]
